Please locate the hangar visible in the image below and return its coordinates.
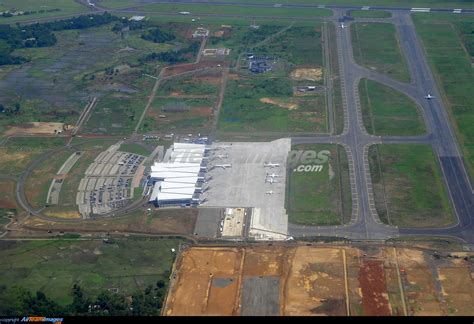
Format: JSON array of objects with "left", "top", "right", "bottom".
[{"left": 149, "top": 143, "right": 208, "bottom": 207}]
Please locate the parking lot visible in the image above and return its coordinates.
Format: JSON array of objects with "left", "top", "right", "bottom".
[
  {"left": 201, "top": 139, "right": 291, "bottom": 240},
  {"left": 76, "top": 145, "right": 145, "bottom": 217}
]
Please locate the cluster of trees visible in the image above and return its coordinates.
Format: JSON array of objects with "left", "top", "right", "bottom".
[
  {"left": 0, "top": 102, "right": 21, "bottom": 115},
  {"left": 141, "top": 27, "right": 175, "bottom": 43},
  {"left": 140, "top": 42, "right": 199, "bottom": 64},
  {"left": 111, "top": 19, "right": 145, "bottom": 33},
  {"left": 0, "top": 281, "right": 167, "bottom": 316},
  {"left": 0, "top": 12, "right": 119, "bottom": 66}
]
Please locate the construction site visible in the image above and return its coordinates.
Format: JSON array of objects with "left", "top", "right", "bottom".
[{"left": 163, "top": 244, "right": 474, "bottom": 316}]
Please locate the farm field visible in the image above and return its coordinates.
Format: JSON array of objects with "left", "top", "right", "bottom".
[
  {"left": 413, "top": 13, "right": 474, "bottom": 181},
  {"left": 369, "top": 144, "right": 454, "bottom": 228},
  {"left": 164, "top": 245, "right": 474, "bottom": 316},
  {"left": 286, "top": 144, "right": 352, "bottom": 226},
  {"left": 359, "top": 79, "right": 425, "bottom": 136},
  {"left": 351, "top": 23, "right": 410, "bottom": 83},
  {"left": 0, "top": 238, "right": 183, "bottom": 307}
]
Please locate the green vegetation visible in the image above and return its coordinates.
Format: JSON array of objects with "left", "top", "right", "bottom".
[
  {"left": 218, "top": 25, "right": 328, "bottom": 136},
  {"left": 328, "top": 23, "right": 344, "bottom": 135},
  {"left": 359, "top": 79, "right": 425, "bottom": 136},
  {"left": 141, "top": 27, "right": 176, "bottom": 43},
  {"left": 0, "top": 0, "right": 89, "bottom": 23},
  {"left": 219, "top": 75, "right": 327, "bottom": 135},
  {"left": 351, "top": 23, "right": 410, "bottom": 83},
  {"left": 286, "top": 144, "right": 352, "bottom": 225},
  {"left": 156, "top": 73, "right": 220, "bottom": 97},
  {"left": 413, "top": 13, "right": 474, "bottom": 180},
  {"left": 0, "top": 137, "right": 65, "bottom": 175},
  {"left": 99, "top": 0, "right": 474, "bottom": 11},
  {"left": 0, "top": 13, "right": 118, "bottom": 66},
  {"left": 369, "top": 144, "right": 454, "bottom": 228},
  {"left": 349, "top": 10, "right": 391, "bottom": 18},
  {"left": 119, "top": 143, "right": 152, "bottom": 156},
  {"left": 132, "top": 3, "right": 332, "bottom": 18},
  {"left": 25, "top": 149, "right": 72, "bottom": 210},
  {"left": 0, "top": 238, "right": 183, "bottom": 315},
  {"left": 142, "top": 97, "right": 216, "bottom": 134}
]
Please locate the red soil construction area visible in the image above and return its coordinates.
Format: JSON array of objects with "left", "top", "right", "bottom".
[{"left": 359, "top": 260, "right": 391, "bottom": 316}]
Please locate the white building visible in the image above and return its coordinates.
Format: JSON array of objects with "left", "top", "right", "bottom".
[{"left": 149, "top": 143, "right": 207, "bottom": 207}]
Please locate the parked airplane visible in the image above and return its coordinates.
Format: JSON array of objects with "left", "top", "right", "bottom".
[
  {"left": 425, "top": 93, "right": 435, "bottom": 99},
  {"left": 265, "top": 190, "right": 274, "bottom": 195},
  {"left": 266, "top": 173, "right": 281, "bottom": 178},
  {"left": 214, "top": 154, "right": 229, "bottom": 160},
  {"left": 340, "top": 23, "right": 346, "bottom": 29},
  {"left": 264, "top": 162, "right": 280, "bottom": 168},
  {"left": 265, "top": 177, "right": 278, "bottom": 184}
]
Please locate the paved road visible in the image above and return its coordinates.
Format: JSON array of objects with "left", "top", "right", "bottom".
[{"left": 289, "top": 10, "right": 474, "bottom": 244}]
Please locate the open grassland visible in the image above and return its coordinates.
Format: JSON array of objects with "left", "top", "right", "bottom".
[
  {"left": 0, "top": 179, "right": 17, "bottom": 231},
  {"left": 0, "top": 0, "right": 89, "bottom": 24},
  {"left": 286, "top": 144, "right": 351, "bottom": 225},
  {"left": 0, "top": 238, "right": 183, "bottom": 306},
  {"left": 25, "top": 149, "right": 73, "bottom": 210},
  {"left": 15, "top": 207, "right": 198, "bottom": 237},
  {"left": 349, "top": 10, "right": 392, "bottom": 18},
  {"left": 218, "top": 25, "right": 328, "bottom": 136},
  {"left": 138, "top": 3, "right": 332, "bottom": 18},
  {"left": 413, "top": 13, "right": 474, "bottom": 181},
  {"left": 359, "top": 79, "right": 425, "bottom": 136},
  {"left": 119, "top": 143, "right": 152, "bottom": 156},
  {"left": 144, "top": 97, "right": 216, "bottom": 134},
  {"left": 98, "top": 0, "right": 474, "bottom": 10},
  {"left": 351, "top": 23, "right": 410, "bottom": 83},
  {"left": 0, "top": 137, "right": 65, "bottom": 175},
  {"left": 369, "top": 144, "right": 454, "bottom": 228},
  {"left": 0, "top": 22, "right": 193, "bottom": 136}
]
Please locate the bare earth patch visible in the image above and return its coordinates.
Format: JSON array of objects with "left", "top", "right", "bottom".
[
  {"left": 4, "top": 122, "right": 73, "bottom": 136},
  {"left": 290, "top": 67, "right": 323, "bottom": 82},
  {"left": 260, "top": 98, "right": 298, "bottom": 110}
]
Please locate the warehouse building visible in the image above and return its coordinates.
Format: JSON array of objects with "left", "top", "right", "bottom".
[{"left": 148, "top": 143, "right": 208, "bottom": 207}]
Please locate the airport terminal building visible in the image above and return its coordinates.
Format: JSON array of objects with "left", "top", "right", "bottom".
[{"left": 148, "top": 143, "right": 207, "bottom": 207}]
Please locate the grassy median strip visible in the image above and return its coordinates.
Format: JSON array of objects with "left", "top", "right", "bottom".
[
  {"left": 351, "top": 22, "right": 410, "bottom": 83},
  {"left": 286, "top": 144, "right": 352, "bottom": 226},
  {"left": 359, "top": 79, "right": 425, "bottom": 136},
  {"left": 369, "top": 144, "right": 454, "bottom": 228}
]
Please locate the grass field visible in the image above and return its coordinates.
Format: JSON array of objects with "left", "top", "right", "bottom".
[
  {"left": 413, "top": 13, "right": 474, "bottom": 181},
  {"left": 351, "top": 23, "right": 410, "bottom": 83},
  {"left": 0, "top": 22, "right": 190, "bottom": 136},
  {"left": 286, "top": 144, "right": 352, "bottom": 225},
  {"left": 218, "top": 25, "right": 328, "bottom": 136},
  {"left": 25, "top": 149, "right": 73, "bottom": 210},
  {"left": 98, "top": 0, "right": 474, "bottom": 10},
  {"left": 119, "top": 143, "right": 152, "bottom": 156},
  {"left": 359, "top": 79, "right": 425, "bottom": 136},
  {"left": 0, "top": 179, "right": 17, "bottom": 230},
  {"left": 349, "top": 10, "right": 392, "bottom": 18},
  {"left": 369, "top": 144, "right": 454, "bottom": 228},
  {"left": 0, "top": 137, "right": 66, "bottom": 175},
  {"left": 0, "top": 0, "right": 90, "bottom": 24},
  {"left": 0, "top": 238, "right": 183, "bottom": 306}
]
